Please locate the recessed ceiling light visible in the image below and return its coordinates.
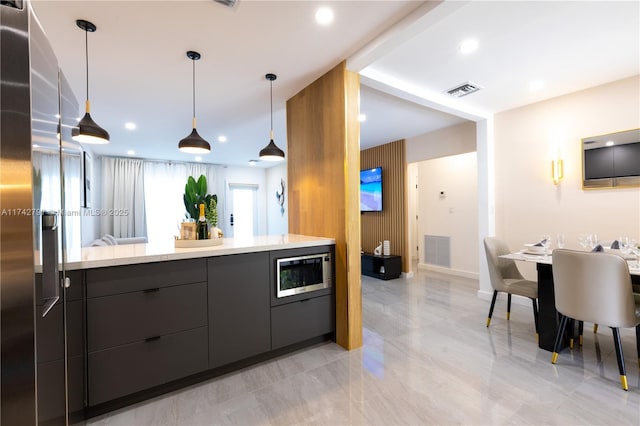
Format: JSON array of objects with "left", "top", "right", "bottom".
[
  {"left": 315, "top": 7, "right": 334, "bottom": 25},
  {"left": 529, "top": 80, "right": 545, "bottom": 91},
  {"left": 127, "top": 150, "right": 135, "bottom": 156},
  {"left": 125, "top": 122, "right": 136, "bottom": 130},
  {"left": 358, "top": 113, "right": 367, "bottom": 122},
  {"left": 218, "top": 135, "right": 227, "bottom": 143},
  {"left": 459, "top": 38, "right": 478, "bottom": 54},
  {"left": 249, "top": 160, "right": 257, "bottom": 166},
  {"left": 605, "top": 141, "right": 615, "bottom": 146},
  {"left": 195, "top": 156, "right": 202, "bottom": 162}
]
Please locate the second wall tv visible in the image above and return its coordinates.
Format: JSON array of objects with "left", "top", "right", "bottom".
[{"left": 360, "top": 167, "right": 382, "bottom": 212}]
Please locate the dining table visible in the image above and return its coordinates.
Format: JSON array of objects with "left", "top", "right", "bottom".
[{"left": 501, "top": 250, "right": 640, "bottom": 352}]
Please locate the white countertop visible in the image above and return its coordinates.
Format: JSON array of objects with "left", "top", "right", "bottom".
[{"left": 60, "top": 234, "right": 335, "bottom": 270}]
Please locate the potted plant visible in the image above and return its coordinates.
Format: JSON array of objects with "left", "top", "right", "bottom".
[{"left": 183, "top": 175, "right": 221, "bottom": 236}]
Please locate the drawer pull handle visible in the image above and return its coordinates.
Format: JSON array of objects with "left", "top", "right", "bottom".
[
  {"left": 145, "top": 336, "right": 161, "bottom": 342},
  {"left": 143, "top": 288, "right": 160, "bottom": 293}
]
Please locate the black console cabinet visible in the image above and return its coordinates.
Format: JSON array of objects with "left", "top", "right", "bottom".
[{"left": 361, "top": 253, "right": 402, "bottom": 280}]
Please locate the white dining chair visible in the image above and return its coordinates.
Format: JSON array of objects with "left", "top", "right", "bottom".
[
  {"left": 483, "top": 237, "right": 539, "bottom": 335},
  {"left": 551, "top": 249, "right": 640, "bottom": 391}
]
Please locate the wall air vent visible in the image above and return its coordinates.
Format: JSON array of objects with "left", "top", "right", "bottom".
[
  {"left": 446, "top": 81, "right": 482, "bottom": 98},
  {"left": 213, "top": 0, "right": 237, "bottom": 8}
]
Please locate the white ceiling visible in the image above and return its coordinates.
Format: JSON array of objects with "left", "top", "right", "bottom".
[{"left": 31, "top": 0, "right": 639, "bottom": 167}]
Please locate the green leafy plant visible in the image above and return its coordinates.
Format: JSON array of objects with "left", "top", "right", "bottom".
[{"left": 183, "top": 175, "right": 217, "bottom": 224}]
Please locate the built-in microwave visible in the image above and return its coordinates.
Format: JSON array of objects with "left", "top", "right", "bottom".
[{"left": 276, "top": 253, "right": 332, "bottom": 298}]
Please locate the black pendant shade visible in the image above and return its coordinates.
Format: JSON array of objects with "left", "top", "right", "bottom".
[
  {"left": 178, "top": 50, "right": 211, "bottom": 154},
  {"left": 259, "top": 73, "right": 285, "bottom": 161},
  {"left": 179, "top": 127, "right": 211, "bottom": 154},
  {"left": 72, "top": 111, "right": 110, "bottom": 144},
  {"left": 259, "top": 138, "right": 285, "bottom": 161},
  {"left": 72, "top": 19, "right": 109, "bottom": 145}
]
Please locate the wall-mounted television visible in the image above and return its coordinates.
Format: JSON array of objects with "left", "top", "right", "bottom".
[
  {"left": 582, "top": 128, "right": 640, "bottom": 188},
  {"left": 360, "top": 167, "right": 382, "bottom": 212}
]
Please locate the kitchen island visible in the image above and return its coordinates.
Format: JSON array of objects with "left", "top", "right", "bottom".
[{"left": 39, "top": 234, "right": 336, "bottom": 421}]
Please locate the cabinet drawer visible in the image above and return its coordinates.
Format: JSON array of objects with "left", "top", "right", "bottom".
[
  {"left": 271, "top": 294, "right": 335, "bottom": 350},
  {"left": 86, "top": 258, "right": 206, "bottom": 298},
  {"left": 88, "top": 326, "right": 208, "bottom": 406},
  {"left": 88, "top": 282, "right": 207, "bottom": 352}
]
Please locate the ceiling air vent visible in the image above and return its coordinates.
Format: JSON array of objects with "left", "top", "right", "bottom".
[
  {"left": 213, "top": 0, "right": 237, "bottom": 8},
  {"left": 446, "top": 81, "right": 482, "bottom": 98}
]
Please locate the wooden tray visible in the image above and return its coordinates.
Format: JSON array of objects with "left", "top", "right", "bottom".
[{"left": 174, "top": 238, "right": 223, "bottom": 248}]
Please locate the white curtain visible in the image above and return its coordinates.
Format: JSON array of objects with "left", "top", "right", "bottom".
[
  {"left": 143, "top": 161, "right": 220, "bottom": 244},
  {"left": 101, "top": 157, "right": 146, "bottom": 238}
]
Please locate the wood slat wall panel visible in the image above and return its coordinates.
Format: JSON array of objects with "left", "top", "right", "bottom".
[
  {"left": 361, "top": 140, "right": 409, "bottom": 272},
  {"left": 286, "top": 61, "right": 362, "bottom": 350}
]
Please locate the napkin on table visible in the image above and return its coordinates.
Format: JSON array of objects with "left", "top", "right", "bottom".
[
  {"left": 610, "top": 240, "right": 620, "bottom": 249},
  {"left": 533, "top": 238, "right": 547, "bottom": 247},
  {"left": 591, "top": 244, "right": 604, "bottom": 252}
]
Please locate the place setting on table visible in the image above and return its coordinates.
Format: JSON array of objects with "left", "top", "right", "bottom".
[{"left": 508, "top": 234, "right": 640, "bottom": 273}]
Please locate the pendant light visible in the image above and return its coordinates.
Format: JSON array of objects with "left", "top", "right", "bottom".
[
  {"left": 259, "top": 73, "right": 285, "bottom": 161},
  {"left": 178, "top": 51, "right": 211, "bottom": 154},
  {"left": 72, "top": 19, "right": 110, "bottom": 144}
]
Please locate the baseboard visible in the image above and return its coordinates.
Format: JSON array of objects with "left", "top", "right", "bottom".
[
  {"left": 401, "top": 271, "right": 414, "bottom": 278},
  {"left": 418, "top": 263, "right": 479, "bottom": 280}
]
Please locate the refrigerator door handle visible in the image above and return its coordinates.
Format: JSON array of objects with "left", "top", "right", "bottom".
[{"left": 41, "top": 211, "right": 59, "bottom": 317}]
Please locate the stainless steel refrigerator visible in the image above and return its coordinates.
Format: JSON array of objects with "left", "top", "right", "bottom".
[{"left": 1, "top": 1, "right": 84, "bottom": 424}]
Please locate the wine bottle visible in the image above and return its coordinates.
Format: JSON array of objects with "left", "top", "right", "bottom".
[{"left": 197, "top": 203, "right": 208, "bottom": 240}]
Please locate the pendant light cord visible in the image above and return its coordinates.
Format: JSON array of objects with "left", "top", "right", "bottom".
[
  {"left": 192, "top": 58, "right": 196, "bottom": 122},
  {"left": 85, "top": 28, "right": 89, "bottom": 102},
  {"left": 270, "top": 79, "right": 273, "bottom": 131}
]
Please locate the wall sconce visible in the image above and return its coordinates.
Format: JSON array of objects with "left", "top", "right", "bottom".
[{"left": 552, "top": 159, "right": 564, "bottom": 185}]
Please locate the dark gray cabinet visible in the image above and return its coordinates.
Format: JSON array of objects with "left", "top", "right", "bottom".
[
  {"left": 83, "top": 246, "right": 335, "bottom": 413},
  {"left": 86, "top": 259, "right": 208, "bottom": 406},
  {"left": 208, "top": 252, "right": 270, "bottom": 368},
  {"left": 88, "top": 327, "right": 208, "bottom": 406},
  {"left": 271, "top": 294, "right": 335, "bottom": 350}
]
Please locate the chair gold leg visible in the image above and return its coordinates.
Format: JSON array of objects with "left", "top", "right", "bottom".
[
  {"left": 506, "top": 312, "right": 510, "bottom": 320},
  {"left": 536, "top": 333, "right": 539, "bottom": 343},
  {"left": 551, "top": 352, "right": 559, "bottom": 364},
  {"left": 579, "top": 335, "right": 583, "bottom": 346},
  {"left": 593, "top": 324, "right": 598, "bottom": 334},
  {"left": 486, "top": 317, "right": 491, "bottom": 327},
  {"left": 621, "top": 375, "right": 628, "bottom": 391},
  {"left": 569, "top": 338, "right": 574, "bottom": 349}
]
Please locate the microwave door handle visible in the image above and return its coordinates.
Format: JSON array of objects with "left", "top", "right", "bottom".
[{"left": 41, "top": 211, "right": 59, "bottom": 318}]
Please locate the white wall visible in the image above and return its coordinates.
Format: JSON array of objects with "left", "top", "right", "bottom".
[
  {"left": 265, "top": 163, "right": 288, "bottom": 235},
  {"left": 406, "top": 121, "right": 476, "bottom": 161},
  {"left": 495, "top": 75, "right": 640, "bottom": 280},
  {"left": 416, "top": 152, "right": 478, "bottom": 277},
  {"left": 407, "top": 162, "right": 418, "bottom": 261},
  {"left": 406, "top": 121, "right": 479, "bottom": 277}
]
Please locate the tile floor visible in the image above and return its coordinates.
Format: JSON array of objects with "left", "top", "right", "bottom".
[{"left": 87, "top": 268, "right": 640, "bottom": 425}]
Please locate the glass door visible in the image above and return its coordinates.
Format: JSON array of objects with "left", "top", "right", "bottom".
[{"left": 226, "top": 184, "right": 258, "bottom": 239}]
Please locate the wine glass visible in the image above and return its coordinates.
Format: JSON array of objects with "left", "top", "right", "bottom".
[
  {"left": 630, "top": 239, "right": 640, "bottom": 268},
  {"left": 590, "top": 234, "right": 598, "bottom": 250},
  {"left": 578, "top": 234, "right": 590, "bottom": 251},
  {"left": 556, "top": 233, "right": 566, "bottom": 249},
  {"left": 619, "top": 237, "right": 630, "bottom": 257}
]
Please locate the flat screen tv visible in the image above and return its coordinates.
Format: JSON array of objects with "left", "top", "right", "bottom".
[{"left": 360, "top": 167, "right": 382, "bottom": 212}]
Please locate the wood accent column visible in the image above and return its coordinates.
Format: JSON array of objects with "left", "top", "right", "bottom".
[
  {"left": 361, "top": 140, "right": 409, "bottom": 272},
  {"left": 287, "top": 61, "right": 362, "bottom": 350}
]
